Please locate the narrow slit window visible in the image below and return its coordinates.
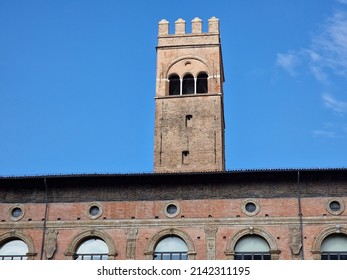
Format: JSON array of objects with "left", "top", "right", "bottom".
[
  {"left": 182, "top": 151, "right": 190, "bottom": 165},
  {"left": 197, "top": 72, "right": 208, "bottom": 93},
  {"left": 169, "top": 74, "right": 180, "bottom": 95},
  {"left": 185, "top": 114, "right": 193, "bottom": 127},
  {"left": 182, "top": 74, "right": 194, "bottom": 95}
]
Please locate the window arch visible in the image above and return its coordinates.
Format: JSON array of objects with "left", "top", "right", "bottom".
[
  {"left": 65, "top": 229, "right": 116, "bottom": 260},
  {"left": 154, "top": 235, "right": 188, "bottom": 260},
  {"left": 0, "top": 231, "right": 35, "bottom": 260},
  {"left": 226, "top": 227, "right": 280, "bottom": 260},
  {"left": 321, "top": 234, "right": 347, "bottom": 260},
  {"left": 234, "top": 235, "right": 271, "bottom": 260},
  {"left": 145, "top": 228, "right": 196, "bottom": 260},
  {"left": 75, "top": 238, "right": 108, "bottom": 260},
  {"left": 0, "top": 239, "right": 28, "bottom": 260},
  {"left": 196, "top": 72, "right": 208, "bottom": 93},
  {"left": 169, "top": 74, "right": 180, "bottom": 95},
  {"left": 182, "top": 74, "right": 194, "bottom": 95}
]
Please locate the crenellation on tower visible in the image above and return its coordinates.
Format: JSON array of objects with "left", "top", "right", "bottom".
[
  {"left": 175, "top": 18, "right": 186, "bottom": 35},
  {"left": 158, "top": 17, "right": 220, "bottom": 37},
  {"left": 191, "top": 17, "right": 203, "bottom": 34},
  {"left": 158, "top": 19, "right": 169, "bottom": 36},
  {"left": 208, "top": 16, "right": 220, "bottom": 33}
]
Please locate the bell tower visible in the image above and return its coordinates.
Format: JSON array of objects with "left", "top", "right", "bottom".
[{"left": 154, "top": 17, "right": 225, "bottom": 173}]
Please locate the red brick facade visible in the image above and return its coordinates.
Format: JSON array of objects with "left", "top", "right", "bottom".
[{"left": 1, "top": 18, "right": 347, "bottom": 261}]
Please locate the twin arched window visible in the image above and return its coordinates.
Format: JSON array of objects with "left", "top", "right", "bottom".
[{"left": 169, "top": 72, "right": 208, "bottom": 96}]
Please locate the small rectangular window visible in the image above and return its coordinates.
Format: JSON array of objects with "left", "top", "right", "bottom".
[
  {"left": 182, "top": 150, "right": 190, "bottom": 165},
  {"left": 185, "top": 114, "right": 193, "bottom": 127}
]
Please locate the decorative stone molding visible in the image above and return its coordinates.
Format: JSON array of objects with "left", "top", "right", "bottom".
[
  {"left": 225, "top": 227, "right": 280, "bottom": 260},
  {"left": 87, "top": 202, "right": 103, "bottom": 220},
  {"left": 325, "top": 198, "right": 345, "bottom": 216},
  {"left": 64, "top": 229, "right": 117, "bottom": 260},
  {"left": 0, "top": 230, "right": 36, "bottom": 260},
  {"left": 311, "top": 226, "right": 347, "bottom": 260},
  {"left": 164, "top": 201, "right": 181, "bottom": 218},
  {"left": 205, "top": 226, "right": 218, "bottom": 260},
  {"left": 241, "top": 199, "right": 260, "bottom": 217},
  {"left": 288, "top": 226, "right": 302, "bottom": 259},
  {"left": 8, "top": 204, "right": 25, "bottom": 222},
  {"left": 145, "top": 228, "right": 196, "bottom": 260},
  {"left": 44, "top": 229, "right": 59, "bottom": 259},
  {"left": 125, "top": 228, "right": 138, "bottom": 260}
]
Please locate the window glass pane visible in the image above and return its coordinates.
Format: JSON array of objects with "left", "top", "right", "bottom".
[
  {"left": 321, "top": 234, "right": 347, "bottom": 252},
  {"left": 0, "top": 240, "right": 28, "bottom": 256},
  {"left": 76, "top": 239, "right": 108, "bottom": 254},
  {"left": 154, "top": 236, "right": 188, "bottom": 260},
  {"left": 196, "top": 73, "right": 208, "bottom": 93},
  {"left": 155, "top": 236, "right": 188, "bottom": 252},
  {"left": 182, "top": 74, "right": 194, "bottom": 94},
  {"left": 235, "top": 235, "right": 270, "bottom": 252},
  {"left": 169, "top": 74, "right": 180, "bottom": 95}
]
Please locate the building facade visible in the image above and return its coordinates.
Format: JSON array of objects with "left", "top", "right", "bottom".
[{"left": 0, "top": 18, "right": 347, "bottom": 260}]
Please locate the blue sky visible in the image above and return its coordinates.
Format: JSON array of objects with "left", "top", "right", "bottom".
[{"left": 1, "top": 0, "right": 347, "bottom": 176}]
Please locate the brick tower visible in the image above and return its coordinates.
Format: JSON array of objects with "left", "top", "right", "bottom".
[{"left": 154, "top": 17, "right": 225, "bottom": 173}]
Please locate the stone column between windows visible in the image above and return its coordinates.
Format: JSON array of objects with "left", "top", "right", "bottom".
[
  {"left": 205, "top": 227, "right": 218, "bottom": 260},
  {"left": 125, "top": 228, "right": 138, "bottom": 260}
]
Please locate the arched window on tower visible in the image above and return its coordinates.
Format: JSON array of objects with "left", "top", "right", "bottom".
[
  {"left": 196, "top": 72, "right": 208, "bottom": 93},
  {"left": 74, "top": 238, "right": 109, "bottom": 260},
  {"left": 182, "top": 74, "right": 194, "bottom": 95},
  {"left": 169, "top": 74, "right": 180, "bottom": 95},
  {"left": 321, "top": 234, "right": 347, "bottom": 260},
  {"left": 153, "top": 235, "right": 188, "bottom": 260},
  {"left": 0, "top": 239, "right": 28, "bottom": 260},
  {"left": 234, "top": 235, "right": 271, "bottom": 260}
]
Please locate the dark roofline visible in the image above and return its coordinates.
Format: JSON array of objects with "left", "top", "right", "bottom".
[{"left": 1, "top": 167, "right": 347, "bottom": 180}]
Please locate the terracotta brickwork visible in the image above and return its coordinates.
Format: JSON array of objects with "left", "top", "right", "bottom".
[
  {"left": 1, "top": 18, "right": 347, "bottom": 261},
  {"left": 1, "top": 191, "right": 347, "bottom": 260},
  {"left": 154, "top": 17, "right": 225, "bottom": 172}
]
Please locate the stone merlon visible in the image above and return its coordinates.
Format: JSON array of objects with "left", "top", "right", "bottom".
[{"left": 158, "top": 17, "right": 220, "bottom": 37}]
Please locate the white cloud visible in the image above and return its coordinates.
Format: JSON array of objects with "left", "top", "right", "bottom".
[
  {"left": 276, "top": 52, "right": 300, "bottom": 76},
  {"left": 312, "top": 129, "right": 336, "bottom": 138},
  {"left": 277, "top": 7, "right": 347, "bottom": 81},
  {"left": 337, "top": 0, "right": 347, "bottom": 4},
  {"left": 311, "top": 10, "right": 347, "bottom": 78},
  {"left": 322, "top": 93, "right": 347, "bottom": 113}
]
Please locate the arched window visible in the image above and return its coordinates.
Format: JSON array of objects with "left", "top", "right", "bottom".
[
  {"left": 154, "top": 235, "right": 188, "bottom": 260},
  {"left": 321, "top": 234, "right": 347, "bottom": 260},
  {"left": 0, "top": 239, "right": 28, "bottom": 260},
  {"left": 169, "top": 74, "right": 180, "bottom": 95},
  {"left": 196, "top": 72, "right": 208, "bottom": 93},
  {"left": 234, "top": 235, "right": 271, "bottom": 260},
  {"left": 182, "top": 74, "right": 194, "bottom": 95},
  {"left": 75, "top": 238, "right": 109, "bottom": 260}
]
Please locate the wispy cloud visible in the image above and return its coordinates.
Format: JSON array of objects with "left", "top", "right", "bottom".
[
  {"left": 276, "top": 52, "right": 300, "bottom": 76},
  {"left": 322, "top": 93, "right": 347, "bottom": 113},
  {"left": 277, "top": 6, "right": 347, "bottom": 82},
  {"left": 312, "top": 129, "right": 336, "bottom": 138}
]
